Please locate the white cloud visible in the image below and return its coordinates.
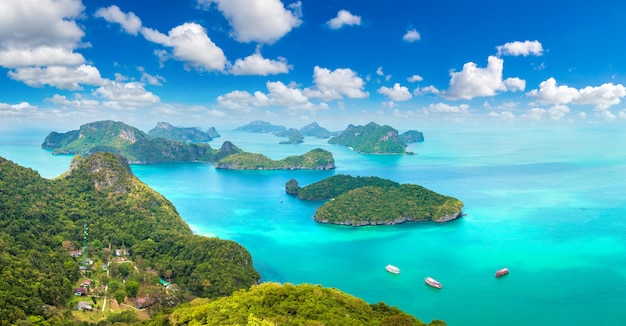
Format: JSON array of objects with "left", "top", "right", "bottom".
[
  {"left": 94, "top": 81, "right": 160, "bottom": 109},
  {"left": 0, "top": 0, "right": 86, "bottom": 68},
  {"left": 137, "top": 67, "right": 166, "bottom": 86},
  {"left": 521, "top": 105, "right": 570, "bottom": 120},
  {"left": 497, "top": 40, "right": 543, "bottom": 56},
  {"left": 527, "top": 78, "right": 579, "bottom": 104},
  {"left": 47, "top": 94, "right": 100, "bottom": 109},
  {"left": 327, "top": 10, "right": 361, "bottom": 29},
  {"left": 94, "top": 5, "right": 142, "bottom": 35},
  {"left": 426, "top": 103, "right": 470, "bottom": 113},
  {"left": 141, "top": 23, "right": 227, "bottom": 72},
  {"left": 0, "top": 101, "right": 37, "bottom": 115},
  {"left": 306, "top": 66, "right": 369, "bottom": 100},
  {"left": 217, "top": 90, "right": 270, "bottom": 111},
  {"left": 8, "top": 64, "right": 105, "bottom": 90},
  {"left": 200, "top": 0, "right": 302, "bottom": 44},
  {"left": 407, "top": 74, "right": 423, "bottom": 83},
  {"left": 378, "top": 83, "right": 412, "bottom": 101},
  {"left": 231, "top": 53, "right": 291, "bottom": 76},
  {"left": 403, "top": 29, "right": 421, "bottom": 42},
  {"left": 217, "top": 81, "right": 320, "bottom": 112},
  {"left": 576, "top": 83, "right": 626, "bottom": 109},
  {"left": 442, "top": 56, "right": 524, "bottom": 100},
  {"left": 528, "top": 78, "right": 626, "bottom": 109},
  {"left": 488, "top": 111, "right": 515, "bottom": 120},
  {"left": 414, "top": 85, "right": 440, "bottom": 96},
  {"left": 376, "top": 67, "right": 384, "bottom": 76}
]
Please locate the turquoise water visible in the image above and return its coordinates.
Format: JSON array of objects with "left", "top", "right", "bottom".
[{"left": 2, "top": 126, "right": 626, "bottom": 325}]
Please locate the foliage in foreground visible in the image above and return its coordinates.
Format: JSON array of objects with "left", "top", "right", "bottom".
[
  {"left": 0, "top": 153, "right": 259, "bottom": 324},
  {"left": 162, "top": 283, "right": 445, "bottom": 326}
]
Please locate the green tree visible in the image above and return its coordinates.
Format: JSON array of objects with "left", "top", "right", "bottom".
[
  {"left": 113, "top": 289, "right": 126, "bottom": 305},
  {"left": 125, "top": 280, "right": 140, "bottom": 298}
]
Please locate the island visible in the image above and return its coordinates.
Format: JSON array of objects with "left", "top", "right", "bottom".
[
  {"left": 328, "top": 122, "right": 416, "bottom": 154},
  {"left": 299, "top": 122, "right": 332, "bottom": 138},
  {"left": 288, "top": 174, "right": 463, "bottom": 226},
  {"left": 215, "top": 148, "right": 335, "bottom": 170},
  {"left": 147, "top": 121, "right": 214, "bottom": 142},
  {"left": 234, "top": 120, "right": 287, "bottom": 133},
  {"left": 42, "top": 120, "right": 336, "bottom": 169},
  {"left": 275, "top": 128, "right": 304, "bottom": 144},
  {"left": 400, "top": 129, "right": 425, "bottom": 143},
  {"left": 206, "top": 126, "right": 221, "bottom": 138}
]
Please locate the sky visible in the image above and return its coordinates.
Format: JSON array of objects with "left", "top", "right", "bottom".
[{"left": 2, "top": 0, "right": 626, "bottom": 132}]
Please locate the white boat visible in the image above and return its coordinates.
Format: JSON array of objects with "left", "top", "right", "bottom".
[
  {"left": 385, "top": 264, "right": 400, "bottom": 274},
  {"left": 425, "top": 276, "right": 442, "bottom": 289}
]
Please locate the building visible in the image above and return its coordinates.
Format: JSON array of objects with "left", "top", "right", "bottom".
[
  {"left": 76, "top": 301, "right": 92, "bottom": 311},
  {"left": 73, "top": 288, "right": 87, "bottom": 296}
]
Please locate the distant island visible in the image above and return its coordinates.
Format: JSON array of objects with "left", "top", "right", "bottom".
[
  {"left": 288, "top": 175, "right": 463, "bottom": 226},
  {"left": 275, "top": 128, "right": 304, "bottom": 144},
  {"left": 234, "top": 120, "right": 287, "bottom": 133},
  {"left": 299, "top": 122, "right": 332, "bottom": 138},
  {"left": 42, "top": 120, "right": 335, "bottom": 170},
  {"left": 328, "top": 122, "right": 423, "bottom": 154},
  {"left": 147, "top": 121, "right": 217, "bottom": 142},
  {"left": 215, "top": 148, "right": 335, "bottom": 170}
]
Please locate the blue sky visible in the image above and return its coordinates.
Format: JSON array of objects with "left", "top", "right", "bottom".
[{"left": 2, "top": 0, "right": 626, "bottom": 131}]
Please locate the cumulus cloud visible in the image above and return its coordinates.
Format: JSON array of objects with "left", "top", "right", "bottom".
[
  {"left": 528, "top": 77, "right": 626, "bottom": 109},
  {"left": 442, "top": 56, "right": 525, "bottom": 100},
  {"left": 217, "top": 81, "right": 319, "bottom": 112},
  {"left": 377, "top": 83, "right": 412, "bottom": 101},
  {"left": 497, "top": 40, "right": 543, "bottom": 56},
  {"left": 426, "top": 103, "right": 470, "bottom": 113},
  {"left": 306, "top": 66, "right": 369, "bottom": 100},
  {"left": 403, "top": 29, "right": 421, "bottom": 42},
  {"left": 488, "top": 111, "right": 516, "bottom": 120},
  {"left": 47, "top": 94, "right": 100, "bottom": 109},
  {"left": 327, "top": 10, "right": 361, "bottom": 29},
  {"left": 94, "top": 5, "right": 142, "bottom": 35},
  {"left": 141, "top": 23, "right": 227, "bottom": 72},
  {"left": 199, "top": 0, "right": 302, "bottom": 44},
  {"left": 0, "top": 101, "right": 37, "bottom": 115},
  {"left": 407, "top": 74, "right": 423, "bottom": 83},
  {"left": 231, "top": 53, "right": 291, "bottom": 76},
  {"left": 521, "top": 105, "right": 570, "bottom": 120},
  {"left": 0, "top": 0, "right": 86, "bottom": 68},
  {"left": 94, "top": 81, "right": 160, "bottom": 109},
  {"left": 8, "top": 64, "right": 105, "bottom": 90}
]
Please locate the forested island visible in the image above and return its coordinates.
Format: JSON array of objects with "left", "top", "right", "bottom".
[
  {"left": 288, "top": 175, "right": 463, "bottom": 226},
  {"left": 42, "top": 120, "right": 335, "bottom": 170},
  {"left": 215, "top": 148, "right": 335, "bottom": 170},
  {"left": 328, "top": 122, "right": 423, "bottom": 154},
  {"left": 0, "top": 155, "right": 440, "bottom": 325}
]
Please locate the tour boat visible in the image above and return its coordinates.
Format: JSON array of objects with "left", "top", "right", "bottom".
[
  {"left": 425, "top": 276, "right": 442, "bottom": 289},
  {"left": 385, "top": 264, "right": 400, "bottom": 274},
  {"left": 495, "top": 268, "right": 509, "bottom": 277}
]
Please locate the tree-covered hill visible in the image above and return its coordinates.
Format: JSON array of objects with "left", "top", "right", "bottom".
[
  {"left": 162, "top": 283, "right": 446, "bottom": 326},
  {"left": 234, "top": 120, "right": 287, "bottom": 133},
  {"left": 328, "top": 122, "right": 412, "bottom": 154},
  {"left": 299, "top": 122, "right": 332, "bottom": 138},
  {"left": 315, "top": 184, "right": 464, "bottom": 226},
  {"left": 291, "top": 174, "right": 400, "bottom": 200},
  {"left": 215, "top": 148, "right": 335, "bottom": 170},
  {"left": 0, "top": 153, "right": 259, "bottom": 324},
  {"left": 288, "top": 175, "right": 463, "bottom": 226}
]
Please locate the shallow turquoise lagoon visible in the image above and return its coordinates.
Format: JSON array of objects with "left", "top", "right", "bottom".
[{"left": 3, "top": 126, "right": 626, "bottom": 325}]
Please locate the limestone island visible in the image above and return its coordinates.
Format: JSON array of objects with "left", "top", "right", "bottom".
[
  {"left": 42, "top": 120, "right": 335, "bottom": 170},
  {"left": 216, "top": 148, "right": 335, "bottom": 170},
  {"left": 287, "top": 175, "right": 463, "bottom": 226},
  {"left": 328, "top": 122, "right": 423, "bottom": 154},
  {"left": 147, "top": 121, "right": 218, "bottom": 142}
]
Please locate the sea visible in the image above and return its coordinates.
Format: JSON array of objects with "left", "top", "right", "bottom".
[{"left": 1, "top": 125, "right": 626, "bottom": 326}]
